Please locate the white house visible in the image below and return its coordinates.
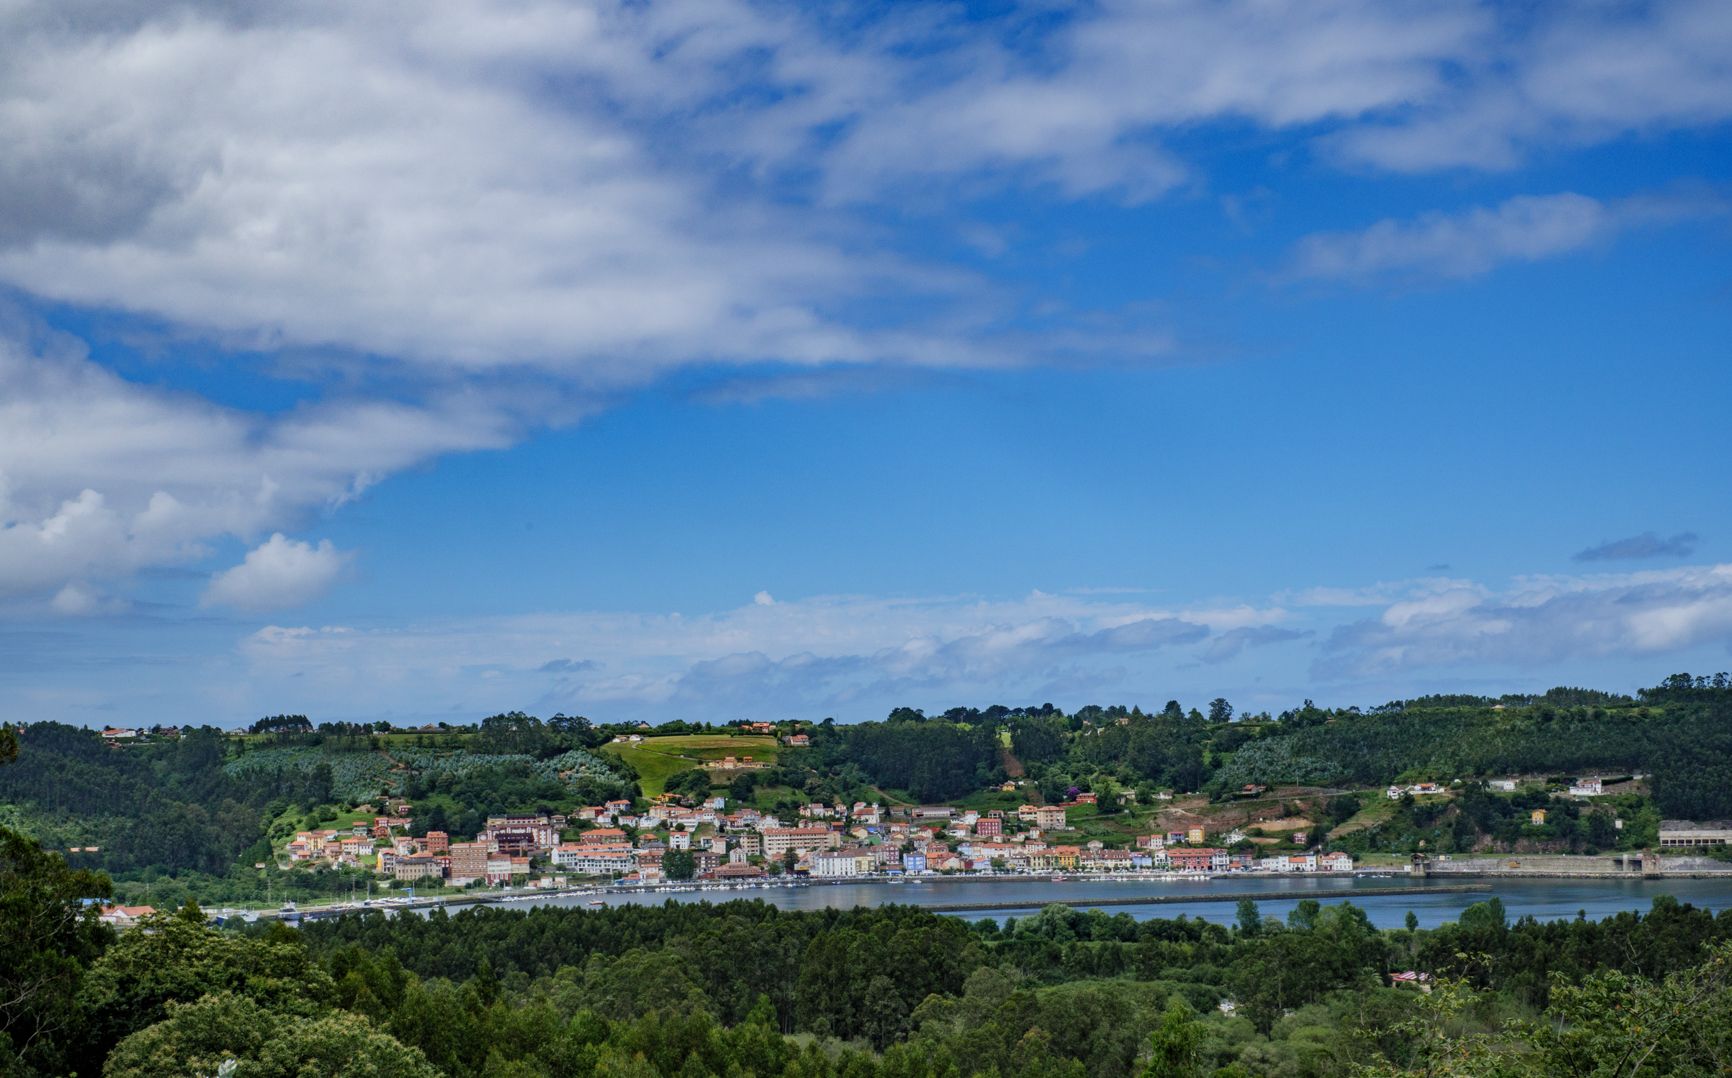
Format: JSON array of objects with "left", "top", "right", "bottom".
[
  {"left": 98, "top": 904, "right": 156, "bottom": 927},
  {"left": 552, "top": 843, "right": 635, "bottom": 874},
  {"left": 809, "top": 847, "right": 875, "bottom": 878}
]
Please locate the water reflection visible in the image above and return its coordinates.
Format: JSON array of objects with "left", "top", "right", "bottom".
[{"left": 432, "top": 875, "right": 1732, "bottom": 929}]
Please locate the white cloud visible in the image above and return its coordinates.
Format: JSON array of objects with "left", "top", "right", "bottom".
[
  {"left": 1334, "top": 0, "right": 1732, "bottom": 171},
  {"left": 1291, "top": 192, "right": 1611, "bottom": 280},
  {"left": 233, "top": 589, "right": 1292, "bottom": 720},
  {"left": 0, "top": 0, "right": 1724, "bottom": 626},
  {"left": 203, "top": 534, "right": 350, "bottom": 611},
  {"left": 822, "top": 0, "right": 1487, "bottom": 201},
  {"left": 1316, "top": 564, "right": 1732, "bottom": 680},
  {"left": 49, "top": 582, "right": 129, "bottom": 618},
  {"left": 1288, "top": 188, "right": 1728, "bottom": 282},
  {"left": 815, "top": 1, "right": 1732, "bottom": 196},
  {"left": 753, "top": 591, "right": 776, "bottom": 606},
  {"left": 0, "top": 327, "right": 528, "bottom": 601},
  {"left": 0, "top": 3, "right": 993, "bottom": 379},
  {"left": 1282, "top": 576, "right": 1478, "bottom": 608},
  {"left": 0, "top": 1, "right": 1721, "bottom": 387}
]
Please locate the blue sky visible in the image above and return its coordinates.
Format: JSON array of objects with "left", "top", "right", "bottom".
[{"left": 1, "top": 1, "right": 1730, "bottom": 727}]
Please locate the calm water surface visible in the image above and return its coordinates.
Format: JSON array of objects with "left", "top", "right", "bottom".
[{"left": 443, "top": 875, "right": 1732, "bottom": 929}]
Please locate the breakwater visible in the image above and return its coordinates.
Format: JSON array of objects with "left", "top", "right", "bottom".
[{"left": 918, "top": 883, "right": 1492, "bottom": 914}]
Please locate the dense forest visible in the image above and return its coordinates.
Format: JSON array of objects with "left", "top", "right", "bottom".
[
  {"left": 5, "top": 810, "right": 1732, "bottom": 1076},
  {"left": 791, "top": 675, "right": 1732, "bottom": 821}
]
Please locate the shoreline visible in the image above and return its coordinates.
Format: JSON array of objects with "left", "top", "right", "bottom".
[{"left": 232, "top": 866, "right": 1732, "bottom": 923}]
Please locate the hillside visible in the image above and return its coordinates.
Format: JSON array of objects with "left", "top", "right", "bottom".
[
  {"left": 599, "top": 734, "right": 780, "bottom": 796},
  {"left": 1, "top": 675, "right": 1727, "bottom": 906}
]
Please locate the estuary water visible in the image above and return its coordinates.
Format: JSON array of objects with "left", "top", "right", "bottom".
[{"left": 447, "top": 874, "right": 1732, "bottom": 930}]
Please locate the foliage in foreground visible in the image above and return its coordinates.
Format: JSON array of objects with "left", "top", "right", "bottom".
[{"left": 7, "top": 814, "right": 1732, "bottom": 1077}]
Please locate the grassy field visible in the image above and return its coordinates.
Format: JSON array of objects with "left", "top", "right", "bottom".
[
  {"left": 601, "top": 734, "right": 780, "bottom": 796},
  {"left": 1329, "top": 792, "right": 1398, "bottom": 839},
  {"left": 952, "top": 790, "right": 1027, "bottom": 813}
]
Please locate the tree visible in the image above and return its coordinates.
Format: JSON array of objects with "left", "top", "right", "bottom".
[
  {"left": 548, "top": 713, "right": 596, "bottom": 747},
  {"left": 728, "top": 773, "right": 759, "bottom": 803},
  {"left": 665, "top": 769, "right": 712, "bottom": 804},
  {"left": 1325, "top": 793, "right": 1362, "bottom": 826},
  {"left": 1235, "top": 899, "right": 1262, "bottom": 937},
  {"left": 663, "top": 850, "right": 696, "bottom": 881},
  {"left": 0, "top": 825, "right": 112, "bottom": 1074},
  {"left": 581, "top": 949, "right": 713, "bottom": 1021},
  {"left": 1142, "top": 997, "right": 1203, "bottom": 1077},
  {"left": 1093, "top": 776, "right": 1124, "bottom": 815},
  {"left": 1207, "top": 698, "right": 1234, "bottom": 724},
  {"left": 250, "top": 715, "right": 313, "bottom": 737},
  {"left": 1517, "top": 940, "right": 1732, "bottom": 1075},
  {"left": 77, "top": 910, "right": 336, "bottom": 1057},
  {"left": 104, "top": 992, "right": 440, "bottom": 1078},
  {"left": 478, "top": 712, "right": 549, "bottom": 756}
]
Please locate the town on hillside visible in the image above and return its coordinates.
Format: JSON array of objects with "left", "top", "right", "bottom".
[
  {"left": 23, "top": 677, "right": 1732, "bottom": 919},
  {"left": 278, "top": 790, "right": 1362, "bottom": 889},
  {"left": 275, "top": 770, "right": 1732, "bottom": 897}
]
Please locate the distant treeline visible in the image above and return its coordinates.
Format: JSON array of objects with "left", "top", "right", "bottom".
[{"left": 786, "top": 674, "right": 1732, "bottom": 820}]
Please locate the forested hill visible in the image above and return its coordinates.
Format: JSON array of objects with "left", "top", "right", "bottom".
[
  {"left": 2, "top": 674, "right": 1730, "bottom": 907},
  {"left": 795, "top": 675, "right": 1732, "bottom": 820},
  {"left": 0, "top": 717, "right": 632, "bottom": 902}
]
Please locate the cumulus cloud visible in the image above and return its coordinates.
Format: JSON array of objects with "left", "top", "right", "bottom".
[
  {"left": 203, "top": 534, "right": 350, "bottom": 611},
  {"left": 1287, "top": 189, "right": 1727, "bottom": 283},
  {"left": 1574, "top": 531, "right": 1699, "bottom": 562},
  {"left": 0, "top": 3, "right": 1009, "bottom": 380},
  {"left": 0, "top": 326, "right": 530, "bottom": 602},
  {"left": 50, "top": 582, "right": 130, "bottom": 618},
  {"left": 1316, "top": 565, "right": 1732, "bottom": 680}
]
